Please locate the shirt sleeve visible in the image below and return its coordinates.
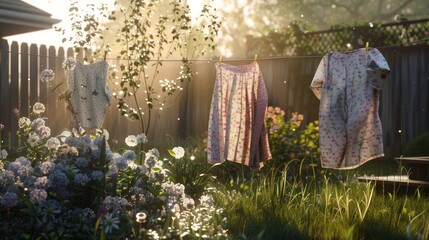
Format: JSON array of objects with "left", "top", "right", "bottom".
[
  {"left": 310, "top": 55, "right": 328, "bottom": 100},
  {"left": 366, "top": 48, "right": 390, "bottom": 90},
  {"left": 102, "top": 61, "right": 112, "bottom": 103}
]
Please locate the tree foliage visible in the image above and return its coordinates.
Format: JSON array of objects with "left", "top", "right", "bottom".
[{"left": 57, "top": 0, "right": 221, "bottom": 135}]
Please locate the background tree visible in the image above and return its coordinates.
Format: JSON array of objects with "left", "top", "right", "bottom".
[
  {"left": 58, "top": 0, "right": 220, "bottom": 136},
  {"left": 215, "top": 0, "right": 429, "bottom": 57}
]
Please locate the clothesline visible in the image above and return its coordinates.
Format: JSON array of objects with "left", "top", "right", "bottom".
[{"left": 1, "top": 37, "right": 428, "bottom": 62}]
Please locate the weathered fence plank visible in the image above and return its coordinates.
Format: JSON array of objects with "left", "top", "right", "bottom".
[
  {"left": 10, "top": 42, "right": 19, "bottom": 146},
  {"left": 39, "top": 45, "right": 48, "bottom": 105},
  {"left": 47, "top": 46, "right": 57, "bottom": 131},
  {"left": 0, "top": 40, "right": 10, "bottom": 147},
  {"left": 20, "top": 43, "right": 29, "bottom": 121},
  {"left": 30, "top": 44, "right": 38, "bottom": 105}
]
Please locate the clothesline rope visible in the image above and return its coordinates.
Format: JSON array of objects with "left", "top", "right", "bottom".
[{"left": 1, "top": 37, "right": 428, "bottom": 62}]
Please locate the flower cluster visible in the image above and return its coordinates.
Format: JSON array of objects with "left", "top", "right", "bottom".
[
  {"left": 171, "top": 146, "right": 185, "bottom": 159},
  {"left": 62, "top": 57, "right": 77, "bottom": 71},
  {"left": 0, "top": 103, "right": 228, "bottom": 239},
  {"left": 125, "top": 133, "right": 147, "bottom": 147},
  {"left": 39, "top": 69, "right": 55, "bottom": 82},
  {"left": 265, "top": 106, "right": 320, "bottom": 170}
]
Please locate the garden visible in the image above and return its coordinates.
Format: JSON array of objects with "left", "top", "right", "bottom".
[{"left": 1, "top": 0, "right": 429, "bottom": 239}]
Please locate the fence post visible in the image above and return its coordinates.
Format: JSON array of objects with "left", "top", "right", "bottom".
[
  {"left": 30, "top": 44, "right": 39, "bottom": 105},
  {"left": 20, "top": 43, "right": 29, "bottom": 120},
  {"left": 10, "top": 42, "right": 19, "bottom": 146},
  {"left": 39, "top": 45, "right": 48, "bottom": 105},
  {"left": 0, "top": 39, "right": 10, "bottom": 148}
]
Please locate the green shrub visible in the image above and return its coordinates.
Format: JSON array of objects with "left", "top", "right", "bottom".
[
  {"left": 403, "top": 132, "right": 429, "bottom": 157},
  {"left": 263, "top": 106, "right": 320, "bottom": 176}
]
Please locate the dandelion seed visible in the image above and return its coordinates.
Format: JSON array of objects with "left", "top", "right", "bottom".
[
  {"left": 62, "top": 57, "right": 77, "bottom": 70},
  {"left": 39, "top": 69, "right": 55, "bottom": 82}
]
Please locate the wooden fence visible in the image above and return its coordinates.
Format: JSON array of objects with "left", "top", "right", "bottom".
[
  {"left": 1, "top": 39, "right": 428, "bottom": 161},
  {"left": 0, "top": 39, "right": 75, "bottom": 147}
]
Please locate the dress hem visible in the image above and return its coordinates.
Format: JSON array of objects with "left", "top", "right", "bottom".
[{"left": 321, "top": 153, "right": 385, "bottom": 170}]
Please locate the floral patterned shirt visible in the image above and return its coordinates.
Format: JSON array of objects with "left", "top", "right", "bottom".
[
  {"left": 207, "top": 62, "right": 272, "bottom": 169},
  {"left": 310, "top": 48, "right": 390, "bottom": 169},
  {"left": 66, "top": 61, "right": 111, "bottom": 129}
]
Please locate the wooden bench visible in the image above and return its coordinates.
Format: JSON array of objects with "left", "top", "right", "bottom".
[
  {"left": 396, "top": 156, "right": 429, "bottom": 181},
  {"left": 357, "top": 156, "right": 429, "bottom": 195}
]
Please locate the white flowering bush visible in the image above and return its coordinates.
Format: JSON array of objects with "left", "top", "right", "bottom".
[{"left": 0, "top": 103, "right": 229, "bottom": 239}]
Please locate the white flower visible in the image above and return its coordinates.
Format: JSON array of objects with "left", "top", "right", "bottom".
[
  {"left": 127, "top": 161, "right": 138, "bottom": 170},
  {"left": 125, "top": 135, "right": 138, "bottom": 147},
  {"left": 199, "top": 195, "right": 215, "bottom": 207},
  {"left": 58, "top": 130, "right": 72, "bottom": 142},
  {"left": 172, "top": 146, "right": 185, "bottom": 159},
  {"left": 32, "top": 102, "right": 46, "bottom": 114},
  {"left": 96, "top": 129, "right": 110, "bottom": 140},
  {"left": 28, "top": 133, "right": 40, "bottom": 147},
  {"left": 136, "top": 133, "right": 148, "bottom": 144},
  {"left": 37, "top": 126, "right": 51, "bottom": 139},
  {"left": 62, "top": 57, "right": 77, "bottom": 71},
  {"left": 183, "top": 195, "right": 195, "bottom": 210},
  {"left": 1, "top": 149, "right": 7, "bottom": 160},
  {"left": 144, "top": 153, "right": 157, "bottom": 168},
  {"left": 18, "top": 117, "right": 31, "bottom": 128},
  {"left": 136, "top": 212, "right": 147, "bottom": 223},
  {"left": 31, "top": 118, "right": 45, "bottom": 131},
  {"left": 148, "top": 148, "right": 160, "bottom": 158},
  {"left": 39, "top": 69, "right": 55, "bottom": 82},
  {"left": 45, "top": 137, "right": 61, "bottom": 151}
]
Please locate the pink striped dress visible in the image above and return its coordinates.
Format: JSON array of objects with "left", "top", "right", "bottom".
[{"left": 207, "top": 62, "right": 272, "bottom": 169}]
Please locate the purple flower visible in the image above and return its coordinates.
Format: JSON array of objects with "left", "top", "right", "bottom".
[
  {"left": 73, "top": 173, "right": 90, "bottom": 186},
  {"left": 91, "top": 170, "right": 104, "bottom": 181},
  {"left": 0, "top": 191, "right": 18, "bottom": 208},
  {"left": 7, "top": 156, "right": 33, "bottom": 177},
  {"left": 29, "top": 188, "right": 48, "bottom": 204},
  {"left": 34, "top": 177, "right": 49, "bottom": 188},
  {"left": 123, "top": 150, "right": 137, "bottom": 161}
]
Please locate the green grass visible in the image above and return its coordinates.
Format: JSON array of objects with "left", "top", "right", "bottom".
[{"left": 212, "top": 160, "right": 429, "bottom": 240}]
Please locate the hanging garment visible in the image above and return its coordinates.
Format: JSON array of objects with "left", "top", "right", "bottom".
[
  {"left": 310, "top": 48, "right": 390, "bottom": 169},
  {"left": 207, "top": 62, "right": 272, "bottom": 169},
  {"left": 66, "top": 60, "right": 111, "bottom": 129}
]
